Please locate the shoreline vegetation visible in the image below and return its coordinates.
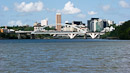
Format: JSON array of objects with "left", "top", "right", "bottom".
[
  {"left": 101, "top": 20, "right": 130, "bottom": 40},
  {"left": 0, "top": 33, "right": 54, "bottom": 39}
]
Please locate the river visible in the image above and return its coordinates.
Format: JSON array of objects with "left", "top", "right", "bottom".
[{"left": 0, "top": 39, "right": 130, "bottom": 73}]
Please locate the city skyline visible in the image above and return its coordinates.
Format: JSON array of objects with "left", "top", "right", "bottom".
[{"left": 0, "top": 0, "right": 130, "bottom": 26}]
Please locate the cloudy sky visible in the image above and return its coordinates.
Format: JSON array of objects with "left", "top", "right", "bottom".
[{"left": 0, "top": 0, "right": 130, "bottom": 26}]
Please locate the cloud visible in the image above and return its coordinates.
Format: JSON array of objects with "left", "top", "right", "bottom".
[
  {"left": 15, "top": 1, "right": 43, "bottom": 12},
  {"left": 2, "top": 6, "right": 9, "bottom": 11},
  {"left": 8, "top": 20, "right": 25, "bottom": 26},
  {"left": 57, "top": 1, "right": 81, "bottom": 14},
  {"left": 102, "top": 5, "right": 110, "bottom": 11},
  {"left": 46, "top": 8, "right": 56, "bottom": 12},
  {"left": 119, "top": 0, "right": 130, "bottom": 8},
  {"left": 77, "top": 14, "right": 86, "bottom": 18},
  {"left": 88, "top": 11, "right": 97, "bottom": 15}
]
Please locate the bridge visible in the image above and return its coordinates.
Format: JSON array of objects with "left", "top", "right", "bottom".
[
  {"left": 15, "top": 31, "right": 32, "bottom": 34},
  {"left": 31, "top": 31, "right": 105, "bottom": 39},
  {"left": 32, "top": 24, "right": 105, "bottom": 39},
  {"left": 15, "top": 31, "right": 105, "bottom": 39},
  {"left": 15, "top": 31, "right": 34, "bottom": 39},
  {"left": 15, "top": 24, "right": 105, "bottom": 39}
]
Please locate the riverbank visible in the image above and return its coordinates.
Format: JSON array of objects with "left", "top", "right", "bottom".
[{"left": 0, "top": 33, "right": 54, "bottom": 39}]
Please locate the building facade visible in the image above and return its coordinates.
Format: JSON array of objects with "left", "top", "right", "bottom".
[
  {"left": 56, "top": 13, "right": 61, "bottom": 31},
  {"left": 63, "top": 21, "right": 88, "bottom": 32},
  {"left": 88, "top": 18, "right": 114, "bottom": 32},
  {"left": 33, "top": 22, "right": 41, "bottom": 27},
  {"left": 34, "top": 27, "right": 46, "bottom": 32},
  {"left": 41, "top": 19, "right": 48, "bottom": 26},
  {"left": 56, "top": 13, "right": 61, "bottom": 24}
]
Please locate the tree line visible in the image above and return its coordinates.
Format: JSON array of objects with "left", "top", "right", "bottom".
[{"left": 101, "top": 20, "right": 130, "bottom": 40}]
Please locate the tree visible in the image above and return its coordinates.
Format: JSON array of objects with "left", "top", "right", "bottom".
[{"left": 101, "top": 20, "right": 130, "bottom": 39}]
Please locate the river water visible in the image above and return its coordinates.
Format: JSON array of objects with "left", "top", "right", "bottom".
[{"left": 0, "top": 39, "right": 130, "bottom": 73}]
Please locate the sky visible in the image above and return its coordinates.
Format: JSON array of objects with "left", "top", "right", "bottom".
[{"left": 0, "top": 0, "right": 130, "bottom": 26}]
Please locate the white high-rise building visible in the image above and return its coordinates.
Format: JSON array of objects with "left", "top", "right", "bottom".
[
  {"left": 41, "top": 19, "right": 48, "bottom": 26},
  {"left": 88, "top": 18, "right": 114, "bottom": 32}
]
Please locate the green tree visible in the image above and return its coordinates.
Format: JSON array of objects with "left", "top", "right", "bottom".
[{"left": 102, "top": 20, "right": 130, "bottom": 39}]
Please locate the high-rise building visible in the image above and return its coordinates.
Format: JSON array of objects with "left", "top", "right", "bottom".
[
  {"left": 56, "top": 13, "right": 61, "bottom": 24},
  {"left": 56, "top": 25, "right": 61, "bottom": 31},
  {"left": 87, "top": 18, "right": 114, "bottom": 32},
  {"left": 56, "top": 13, "right": 61, "bottom": 31},
  {"left": 41, "top": 19, "right": 48, "bottom": 26}
]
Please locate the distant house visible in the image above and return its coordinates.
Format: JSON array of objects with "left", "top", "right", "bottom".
[{"left": 0, "top": 26, "right": 15, "bottom": 33}]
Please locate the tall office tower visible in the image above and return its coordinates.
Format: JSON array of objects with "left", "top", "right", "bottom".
[
  {"left": 41, "top": 19, "right": 48, "bottom": 26},
  {"left": 88, "top": 18, "right": 114, "bottom": 32},
  {"left": 56, "top": 13, "right": 61, "bottom": 24},
  {"left": 56, "top": 13, "right": 61, "bottom": 31},
  {"left": 88, "top": 18, "right": 103, "bottom": 32}
]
